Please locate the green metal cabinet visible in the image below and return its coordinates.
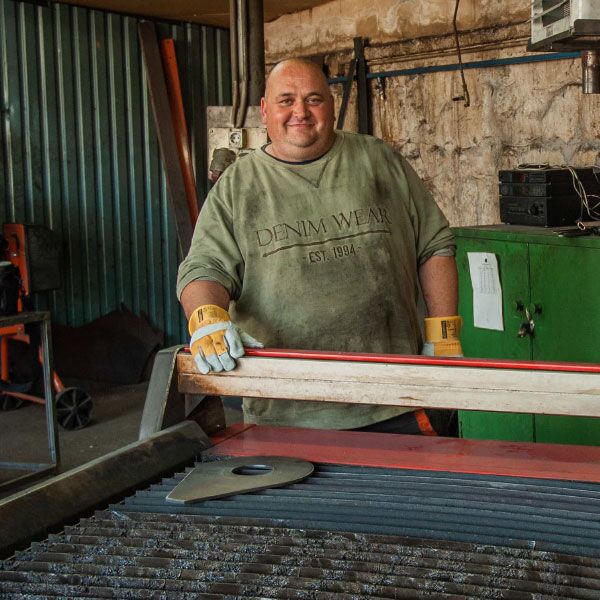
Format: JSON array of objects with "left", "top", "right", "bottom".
[{"left": 453, "top": 225, "right": 600, "bottom": 445}]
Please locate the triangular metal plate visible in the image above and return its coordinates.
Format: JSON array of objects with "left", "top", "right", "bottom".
[{"left": 166, "top": 455, "right": 314, "bottom": 504}]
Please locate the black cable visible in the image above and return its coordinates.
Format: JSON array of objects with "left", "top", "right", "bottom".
[{"left": 452, "top": 0, "right": 470, "bottom": 107}]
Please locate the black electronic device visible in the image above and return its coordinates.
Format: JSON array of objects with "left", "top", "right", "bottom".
[
  {"left": 499, "top": 167, "right": 599, "bottom": 184},
  {"left": 3, "top": 223, "right": 61, "bottom": 295},
  {"left": 498, "top": 167, "right": 600, "bottom": 227},
  {"left": 499, "top": 195, "right": 582, "bottom": 227},
  {"left": 499, "top": 181, "right": 596, "bottom": 198}
]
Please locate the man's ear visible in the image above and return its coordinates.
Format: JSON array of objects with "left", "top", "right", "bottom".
[{"left": 260, "top": 97, "right": 267, "bottom": 124}]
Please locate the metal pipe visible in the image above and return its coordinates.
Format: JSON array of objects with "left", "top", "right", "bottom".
[
  {"left": 244, "top": 347, "right": 600, "bottom": 373},
  {"left": 247, "top": 0, "right": 265, "bottom": 105},
  {"left": 577, "top": 219, "right": 600, "bottom": 230},
  {"left": 451, "top": 0, "right": 470, "bottom": 107},
  {"left": 582, "top": 50, "right": 600, "bottom": 94},
  {"left": 229, "top": 0, "right": 239, "bottom": 126},
  {"left": 1, "top": 336, "right": 8, "bottom": 380},
  {"left": 39, "top": 313, "right": 59, "bottom": 466},
  {"left": 235, "top": 0, "right": 249, "bottom": 128},
  {"left": 327, "top": 52, "right": 581, "bottom": 85}
]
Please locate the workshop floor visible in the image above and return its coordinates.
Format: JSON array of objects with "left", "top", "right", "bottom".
[{"left": 0, "top": 380, "right": 243, "bottom": 500}]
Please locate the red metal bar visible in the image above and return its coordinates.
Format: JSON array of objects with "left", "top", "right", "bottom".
[
  {"left": 207, "top": 424, "right": 600, "bottom": 484},
  {"left": 1, "top": 336, "right": 8, "bottom": 380},
  {"left": 160, "top": 38, "right": 199, "bottom": 226},
  {"left": 52, "top": 371, "right": 65, "bottom": 393},
  {"left": 3, "top": 390, "right": 45, "bottom": 405},
  {"left": 242, "top": 347, "right": 600, "bottom": 373}
]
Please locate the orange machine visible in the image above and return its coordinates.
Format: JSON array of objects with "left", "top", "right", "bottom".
[{"left": 0, "top": 223, "right": 92, "bottom": 429}]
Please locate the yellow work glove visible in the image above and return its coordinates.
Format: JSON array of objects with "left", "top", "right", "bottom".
[
  {"left": 189, "top": 304, "right": 262, "bottom": 374},
  {"left": 422, "top": 316, "right": 463, "bottom": 357}
]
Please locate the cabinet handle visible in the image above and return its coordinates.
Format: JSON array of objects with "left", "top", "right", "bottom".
[{"left": 517, "top": 307, "right": 535, "bottom": 338}]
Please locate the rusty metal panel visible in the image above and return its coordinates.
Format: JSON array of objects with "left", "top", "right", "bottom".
[{"left": 0, "top": 0, "right": 230, "bottom": 344}]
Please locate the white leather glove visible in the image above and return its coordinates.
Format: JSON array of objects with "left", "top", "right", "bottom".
[{"left": 189, "top": 304, "right": 262, "bottom": 374}]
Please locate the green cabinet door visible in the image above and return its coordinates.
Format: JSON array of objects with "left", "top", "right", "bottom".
[
  {"left": 455, "top": 236, "right": 534, "bottom": 441},
  {"left": 529, "top": 244, "right": 600, "bottom": 445}
]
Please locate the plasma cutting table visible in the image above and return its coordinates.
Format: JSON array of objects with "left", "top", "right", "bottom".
[{"left": 2, "top": 347, "right": 600, "bottom": 598}]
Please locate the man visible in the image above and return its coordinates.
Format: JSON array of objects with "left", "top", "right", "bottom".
[{"left": 177, "top": 58, "right": 461, "bottom": 434}]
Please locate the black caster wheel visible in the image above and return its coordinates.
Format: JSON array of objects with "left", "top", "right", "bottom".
[
  {"left": 56, "top": 387, "right": 93, "bottom": 430},
  {"left": 0, "top": 393, "right": 23, "bottom": 410}
]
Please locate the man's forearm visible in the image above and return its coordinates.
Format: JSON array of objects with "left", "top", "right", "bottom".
[
  {"left": 418, "top": 255, "right": 458, "bottom": 316},
  {"left": 180, "top": 280, "right": 231, "bottom": 319}
]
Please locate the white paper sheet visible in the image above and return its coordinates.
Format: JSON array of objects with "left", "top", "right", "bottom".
[{"left": 466, "top": 252, "right": 504, "bottom": 331}]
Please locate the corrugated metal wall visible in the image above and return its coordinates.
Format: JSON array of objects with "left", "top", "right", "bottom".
[{"left": 0, "top": 0, "right": 230, "bottom": 345}]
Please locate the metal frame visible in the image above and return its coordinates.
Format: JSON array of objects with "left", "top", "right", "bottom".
[
  {"left": 139, "top": 345, "right": 600, "bottom": 461},
  {"left": 176, "top": 349, "right": 600, "bottom": 418},
  {"left": 0, "top": 311, "right": 59, "bottom": 490},
  {"left": 0, "top": 421, "right": 210, "bottom": 558},
  {"left": 139, "top": 345, "right": 231, "bottom": 441},
  {"left": 138, "top": 346, "right": 188, "bottom": 440},
  {"left": 206, "top": 423, "right": 600, "bottom": 484}
]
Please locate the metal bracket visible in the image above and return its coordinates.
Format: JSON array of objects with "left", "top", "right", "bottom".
[
  {"left": 337, "top": 37, "right": 372, "bottom": 134},
  {"left": 139, "top": 345, "right": 197, "bottom": 440},
  {"left": 166, "top": 455, "right": 314, "bottom": 504}
]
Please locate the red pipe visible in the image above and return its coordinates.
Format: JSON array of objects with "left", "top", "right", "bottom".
[
  {"left": 3, "top": 390, "right": 45, "bottom": 405},
  {"left": 1, "top": 336, "right": 8, "bottom": 380},
  {"left": 243, "top": 347, "right": 600, "bottom": 373},
  {"left": 52, "top": 371, "right": 65, "bottom": 393},
  {"left": 160, "top": 38, "right": 199, "bottom": 226}
]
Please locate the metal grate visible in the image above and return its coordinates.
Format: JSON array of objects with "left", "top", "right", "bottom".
[
  {"left": 541, "top": 0, "right": 571, "bottom": 27},
  {"left": 121, "top": 463, "right": 600, "bottom": 558},
  {"left": 2, "top": 463, "right": 600, "bottom": 598}
]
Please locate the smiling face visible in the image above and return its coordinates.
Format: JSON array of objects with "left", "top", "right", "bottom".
[{"left": 260, "top": 60, "right": 336, "bottom": 162}]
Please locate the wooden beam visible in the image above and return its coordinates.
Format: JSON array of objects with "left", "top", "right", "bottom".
[
  {"left": 177, "top": 353, "right": 600, "bottom": 418},
  {"left": 138, "top": 22, "right": 193, "bottom": 256}
]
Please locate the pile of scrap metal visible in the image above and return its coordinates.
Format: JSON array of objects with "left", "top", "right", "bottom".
[{"left": 2, "top": 347, "right": 600, "bottom": 597}]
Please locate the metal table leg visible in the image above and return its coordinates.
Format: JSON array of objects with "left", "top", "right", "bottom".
[{"left": 0, "top": 311, "right": 60, "bottom": 491}]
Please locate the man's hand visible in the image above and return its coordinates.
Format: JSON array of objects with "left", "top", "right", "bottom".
[
  {"left": 188, "top": 304, "right": 262, "bottom": 374},
  {"left": 422, "top": 316, "right": 463, "bottom": 357}
]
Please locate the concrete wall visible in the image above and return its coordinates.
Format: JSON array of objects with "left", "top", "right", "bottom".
[{"left": 264, "top": 0, "right": 600, "bottom": 226}]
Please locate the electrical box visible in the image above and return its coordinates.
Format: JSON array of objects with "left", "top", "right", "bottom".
[
  {"left": 206, "top": 106, "right": 268, "bottom": 172},
  {"left": 530, "top": 0, "right": 600, "bottom": 50},
  {"left": 3, "top": 223, "right": 61, "bottom": 296}
]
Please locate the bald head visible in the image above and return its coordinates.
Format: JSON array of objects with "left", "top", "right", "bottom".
[
  {"left": 260, "top": 58, "right": 336, "bottom": 162},
  {"left": 265, "top": 59, "right": 329, "bottom": 99}
]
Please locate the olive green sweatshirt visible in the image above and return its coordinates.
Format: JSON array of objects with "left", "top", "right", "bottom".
[{"left": 177, "top": 131, "right": 454, "bottom": 429}]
